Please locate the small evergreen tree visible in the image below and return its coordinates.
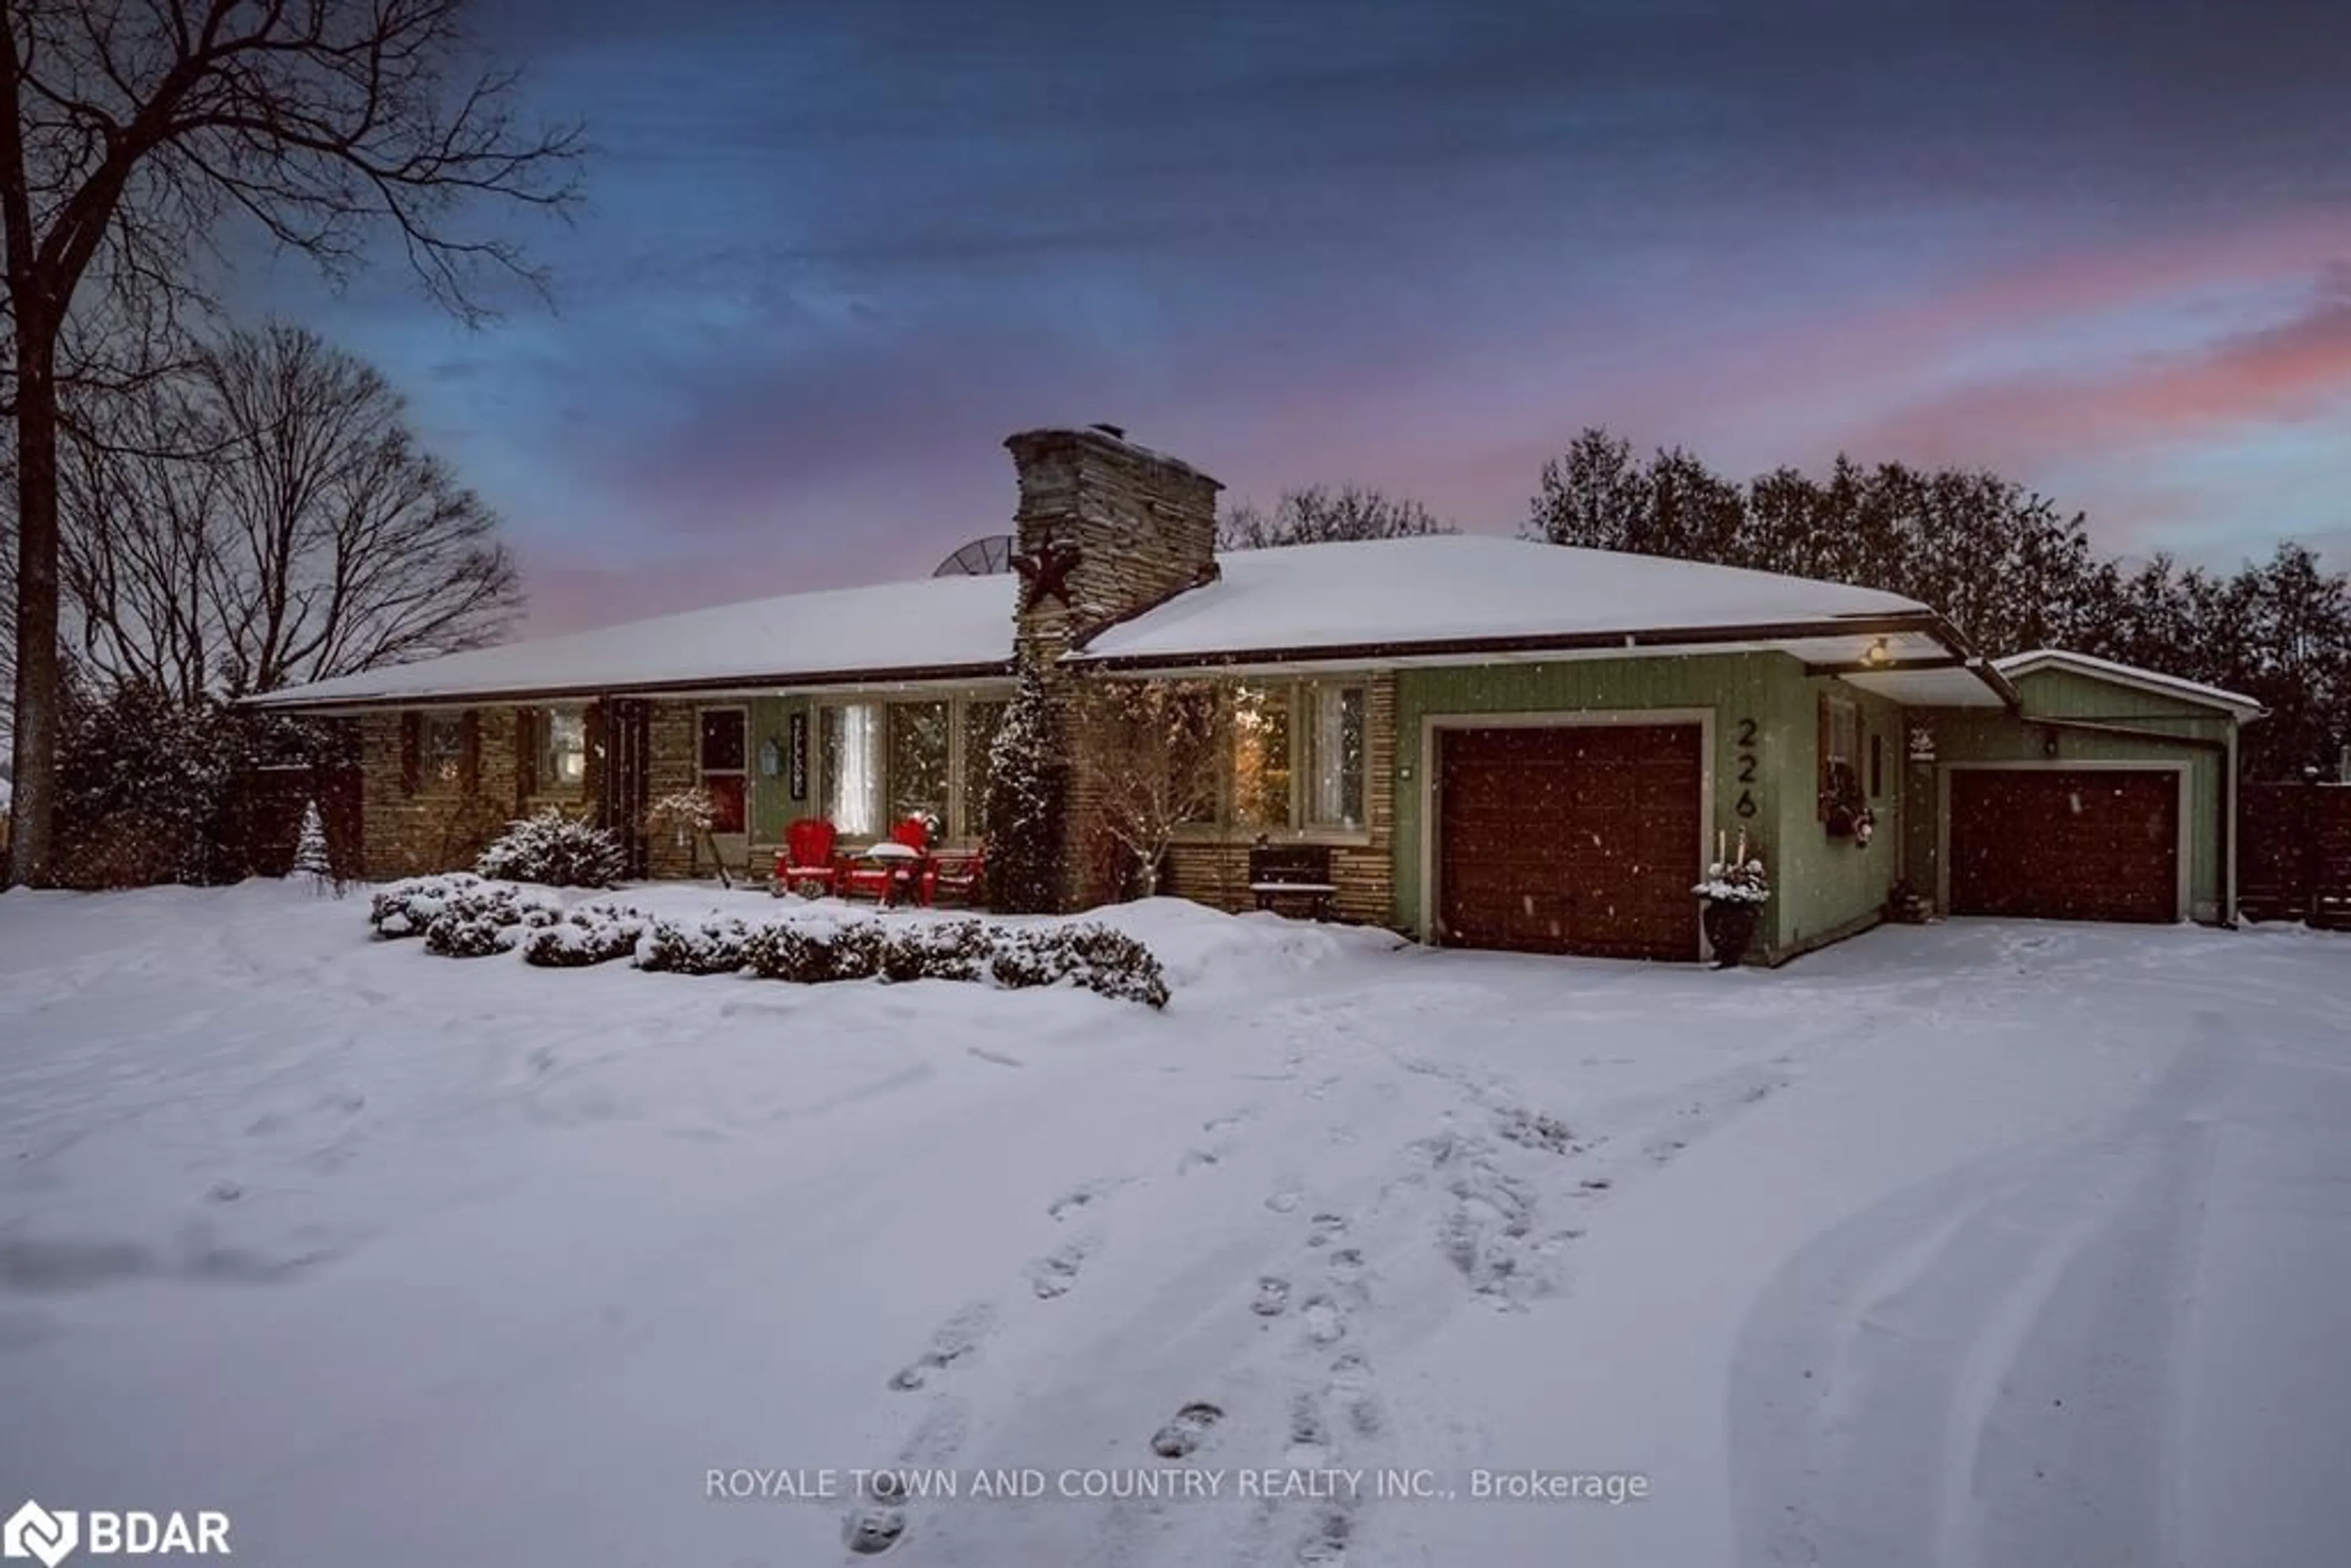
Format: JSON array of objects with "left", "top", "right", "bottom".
[
  {"left": 291, "top": 799, "right": 339, "bottom": 896},
  {"left": 981, "top": 664, "right": 1067, "bottom": 913}
]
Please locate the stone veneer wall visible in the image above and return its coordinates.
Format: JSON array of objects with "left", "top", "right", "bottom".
[
  {"left": 1003, "top": 427, "right": 1223, "bottom": 910},
  {"left": 1158, "top": 672, "right": 1399, "bottom": 927}
]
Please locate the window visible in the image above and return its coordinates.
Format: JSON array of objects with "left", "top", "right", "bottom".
[
  {"left": 541, "top": 708, "right": 587, "bottom": 792},
  {"left": 821, "top": 702, "right": 884, "bottom": 836},
  {"left": 1169, "top": 679, "right": 1369, "bottom": 835},
  {"left": 422, "top": 713, "right": 465, "bottom": 786},
  {"left": 700, "top": 708, "right": 748, "bottom": 834},
  {"left": 1869, "top": 730, "right": 1884, "bottom": 799},
  {"left": 1304, "top": 683, "right": 1366, "bottom": 828},
  {"left": 961, "top": 700, "right": 1007, "bottom": 842},
  {"left": 1170, "top": 686, "right": 1221, "bottom": 825},
  {"left": 1818, "top": 691, "right": 1860, "bottom": 819},
  {"left": 1230, "top": 683, "right": 1292, "bottom": 829},
  {"left": 888, "top": 701, "right": 951, "bottom": 828}
]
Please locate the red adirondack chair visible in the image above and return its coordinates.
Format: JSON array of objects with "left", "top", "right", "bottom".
[
  {"left": 924, "top": 844, "right": 986, "bottom": 907},
  {"left": 841, "top": 816, "right": 933, "bottom": 904},
  {"left": 773, "top": 817, "right": 842, "bottom": 898}
]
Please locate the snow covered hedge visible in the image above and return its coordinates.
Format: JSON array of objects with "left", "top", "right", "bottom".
[
  {"left": 989, "top": 923, "right": 1170, "bottom": 1008},
  {"left": 521, "top": 902, "right": 653, "bottom": 968},
  {"left": 369, "top": 873, "right": 486, "bottom": 939},
  {"left": 636, "top": 915, "right": 755, "bottom": 976},
  {"left": 474, "top": 809, "right": 626, "bottom": 888},
  {"left": 422, "top": 885, "right": 564, "bottom": 958},
  {"left": 365, "top": 883, "right": 1171, "bottom": 1006}
]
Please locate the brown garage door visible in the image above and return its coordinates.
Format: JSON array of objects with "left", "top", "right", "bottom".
[
  {"left": 1438, "top": 723, "right": 1702, "bottom": 961},
  {"left": 1949, "top": 768, "right": 2179, "bottom": 923}
]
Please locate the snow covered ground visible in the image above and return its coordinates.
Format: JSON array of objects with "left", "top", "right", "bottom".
[{"left": 2, "top": 881, "right": 2347, "bottom": 1567}]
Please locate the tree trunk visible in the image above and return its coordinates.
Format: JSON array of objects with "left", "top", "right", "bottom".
[{"left": 7, "top": 329, "right": 62, "bottom": 887}]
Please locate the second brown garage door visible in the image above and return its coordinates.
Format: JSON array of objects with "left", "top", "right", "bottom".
[
  {"left": 1437, "top": 723, "right": 1702, "bottom": 961},
  {"left": 1948, "top": 768, "right": 2180, "bottom": 923}
]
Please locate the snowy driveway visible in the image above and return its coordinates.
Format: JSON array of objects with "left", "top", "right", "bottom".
[{"left": 1, "top": 883, "right": 2346, "bottom": 1567}]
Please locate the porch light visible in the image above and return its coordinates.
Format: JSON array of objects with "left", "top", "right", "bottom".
[{"left": 1861, "top": 636, "right": 1894, "bottom": 668}]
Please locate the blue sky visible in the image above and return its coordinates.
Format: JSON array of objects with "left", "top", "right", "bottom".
[{"left": 252, "top": 0, "right": 2351, "bottom": 633}]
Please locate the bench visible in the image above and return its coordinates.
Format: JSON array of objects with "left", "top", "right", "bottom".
[{"left": 1248, "top": 842, "right": 1337, "bottom": 921}]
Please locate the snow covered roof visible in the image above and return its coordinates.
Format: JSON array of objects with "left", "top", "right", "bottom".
[
  {"left": 1993, "top": 649, "right": 2265, "bottom": 718},
  {"left": 253, "top": 534, "right": 1987, "bottom": 711},
  {"left": 250, "top": 573, "right": 1019, "bottom": 709},
  {"left": 1073, "top": 536, "right": 1937, "bottom": 667}
]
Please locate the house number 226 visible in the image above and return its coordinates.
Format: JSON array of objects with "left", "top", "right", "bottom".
[{"left": 1733, "top": 718, "right": 1760, "bottom": 819}]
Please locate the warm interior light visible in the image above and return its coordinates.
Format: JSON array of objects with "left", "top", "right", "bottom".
[{"left": 1862, "top": 637, "right": 1893, "bottom": 667}]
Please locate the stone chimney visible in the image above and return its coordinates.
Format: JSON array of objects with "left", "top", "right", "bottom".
[
  {"left": 1001, "top": 426, "right": 1222, "bottom": 910},
  {"left": 1002, "top": 425, "right": 1221, "bottom": 659}
]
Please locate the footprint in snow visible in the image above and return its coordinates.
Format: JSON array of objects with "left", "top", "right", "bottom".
[
  {"left": 843, "top": 1502, "right": 906, "bottom": 1556},
  {"left": 1264, "top": 1188, "right": 1303, "bottom": 1214},
  {"left": 887, "top": 1302, "right": 996, "bottom": 1391},
  {"left": 1306, "top": 1213, "right": 1349, "bottom": 1248},
  {"left": 1324, "top": 1248, "right": 1367, "bottom": 1285},
  {"left": 1204, "top": 1109, "right": 1254, "bottom": 1134},
  {"left": 1029, "top": 1239, "right": 1093, "bottom": 1300},
  {"left": 1297, "top": 1506, "right": 1354, "bottom": 1565},
  {"left": 1048, "top": 1178, "right": 1127, "bottom": 1221},
  {"left": 1252, "top": 1277, "right": 1292, "bottom": 1316},
  {"left": 1150, "top": 1401, "right": 1224, "bottom": 1458},
  {"left": 1300, "top": 1294, "right": 1347, "bottom": 1345},
  {"left": 1328, "top": 1352, "right": 1381, "bottom": 1438},
  {"left": 1177, "top": 1147, "right": 1225, "bottom": 1175},
  {"left": 1286, "top": 1392, "right": 1332, "bottom": 1466}
]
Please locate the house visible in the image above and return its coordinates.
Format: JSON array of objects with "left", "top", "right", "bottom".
[{"left": 250, "top": 425, "right": 2264, "bottom": 962}]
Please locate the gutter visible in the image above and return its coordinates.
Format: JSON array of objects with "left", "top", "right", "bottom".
[
  {"left": 1068, "top": 609, "right": 1966, "bottom": 673},
  {"left": 239, "top": 659, "right": 1019, "bottom": 716}
]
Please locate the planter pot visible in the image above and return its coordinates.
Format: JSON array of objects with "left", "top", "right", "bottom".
[{"left": 1701, "top": 899, "right": 1762, "bottom": 969}]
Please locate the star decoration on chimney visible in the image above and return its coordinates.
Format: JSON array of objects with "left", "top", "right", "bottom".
[{"left": 1012, "top": 533, "right": 1084, "bottom": 612}]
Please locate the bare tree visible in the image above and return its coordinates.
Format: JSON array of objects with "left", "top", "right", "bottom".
[
  {"left": 1218, "top": 483, "right": 1455, "bottom": 551},
  {"left": 4, "top": 0, "right": 582, "bottom": 883},
  {"left": 1075, "top": 677, "right": 1222, "bottom": 898},
  {"left": 58, "top": 322, "right": 520, "bottom": 701}
]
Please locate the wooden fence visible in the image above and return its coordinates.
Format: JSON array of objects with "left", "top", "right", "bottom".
[{"left": 2240, "top": 780, "right": 2351, "bottom": 929}]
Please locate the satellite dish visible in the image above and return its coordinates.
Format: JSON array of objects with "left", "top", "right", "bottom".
[{"left": 932, "top": 534, "right": 1016, "bottom": 577}]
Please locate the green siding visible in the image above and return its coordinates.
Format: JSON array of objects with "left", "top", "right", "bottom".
[
  {"left": 1391, "top": 654, "right": 1901, "bottom": 958},
  {"left": 1903, "top": 669, "right": 2235, "bottom": 921},
  {"left": 747, "top": 696, "right": 813, "bottom": 846}
]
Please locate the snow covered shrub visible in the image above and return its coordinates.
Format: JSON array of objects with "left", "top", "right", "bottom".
[
  {"left": 988, "top": 923, "right": 1169, "bottom": 1009},
  {"left": 369, "top": 872, "right": 485, "bottom": 939},
  {"left": 980, "top": 665, "right": 1068, "bottom": 914},
  {"left": 879, "top": 919, "right": 993, "bottom": 983},
  {"left": 53, "top": 680, "right": 241, "bottom": 887},
  {"left": 1048, "top": 923, "right": 1171, "bottom": 1009},
  {"left": 522, "top": 902, "right": 652, "bottom": 968},
  {"left": 291, "top": 800, "right": 341, "bottom": 896},
  {"left": 421, "top": 883, "right": 562, "bottom": 958},
  {"left": 740, "top": 921, "right": 823, "bottom": 981},
  {"left": 743, "top": 917, "right": 887, "bottom": 983},
  {"left": 636, "top": 915, "right": 752, "bottom": 975},
  {"left": 474, "top": 808, "right": 626, "bottom": 888}
]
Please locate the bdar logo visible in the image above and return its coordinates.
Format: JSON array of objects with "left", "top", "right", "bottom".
[{"left": 2, "top": 1501, "right": 78, "bottom": 1568}]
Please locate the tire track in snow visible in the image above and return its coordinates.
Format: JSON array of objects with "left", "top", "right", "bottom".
[{"left": 1728, "top": 1015, "right": 2238, "bottom": 1568}]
